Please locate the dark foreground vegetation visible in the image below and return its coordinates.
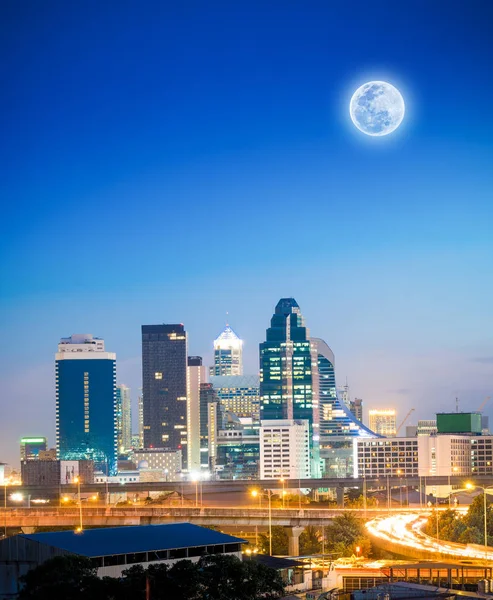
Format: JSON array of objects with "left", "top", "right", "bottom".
[
  {"left": 258, "top": 513, "right": 372, "bottom": 557},
  {"left": 422, "top": 494, "right": 493, "bottom": 545},
  {"left": 18, "top": 553, "right": 285, "bottom": 600}
]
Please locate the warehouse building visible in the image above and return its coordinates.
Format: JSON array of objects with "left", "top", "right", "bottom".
[{"left": 0, "top": 523, "right": 245, "bottom": 596}]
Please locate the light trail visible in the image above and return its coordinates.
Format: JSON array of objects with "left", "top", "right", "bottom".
[{"left": 365, "top": 512, "right": 491, "bottom": 561}]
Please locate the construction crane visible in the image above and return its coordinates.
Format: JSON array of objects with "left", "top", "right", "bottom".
[
  {"left": 478, "top": 396, "right": 491, "bottom": 412},
  {"left": 396, "top": 408, "right": 415, "bottom": 436}
]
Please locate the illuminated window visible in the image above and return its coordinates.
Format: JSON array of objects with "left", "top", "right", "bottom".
[{"left": 155, "top": 372, "right": 163, "bottom": 379}]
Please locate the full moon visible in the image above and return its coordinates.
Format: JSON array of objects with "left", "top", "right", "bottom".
[{"left": 349, "top": 81, "right": 405, "bottom": 136}]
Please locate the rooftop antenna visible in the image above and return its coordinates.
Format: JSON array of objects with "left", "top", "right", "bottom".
[{"left": 225, "top": 311, "right": 229, "bottom": 327}]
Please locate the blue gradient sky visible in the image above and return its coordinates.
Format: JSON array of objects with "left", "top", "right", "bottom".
[{"left": 1, "top": 1, "right": 492, "bottom": 466}]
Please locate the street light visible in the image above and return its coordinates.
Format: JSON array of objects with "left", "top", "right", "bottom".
[
  {"left": 251, "top": 489, "right": 273, "bottom": 555},
  {"left": 465, "top": 482, "right": 493, "bottom": 560},
  {"left": 73, "top": 476, "right": 83, "bottom": 532}
]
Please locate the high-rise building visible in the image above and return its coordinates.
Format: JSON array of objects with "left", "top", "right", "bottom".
[
  {"left": 20, "top": 437, "right": 47, "bottom": 461},
  {"left": 55, "top": 334, "right": 117, "bottom": 474},
  {"left": 115, "top": 384, "right": 132, "bottom": 455},
  {"left": 209, "top": 375, "right": 260, "bottom": 420},
  {"left": 260, "top": 419, "right": 310, "bottom": 479},
  {"left": 187, "top": 356, "right": 206, "bottom": 472},
  {"left": 369, "top": 409, "right": 397, "bottom": 437},
  {"left": 141, "top": 324, "right": 188, "bottom": 466},
  {"left": 315, "top": 338, "right": 375, "bottom": 477},
  {"left": 211, "top": 325, "right": 243, "bottom": 376},
  {"left": 259, "top": 299, "right": 319, "bottom": 468},
  {"left": 137, "top": 389, "right": 144, "bottom": 448},
  {"left": 199, "top": 383, "right": 217, "bottom": 469},
  {"left": 350, "top": 398, "right": 363, "bottom": 422}
]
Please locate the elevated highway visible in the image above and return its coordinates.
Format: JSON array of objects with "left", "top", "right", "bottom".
[
  {"left": 5, "top": 474, "right": 493, "bottom": 501},
  {"left": 1, "top": 506, "right": 417, "bottom": 529}
]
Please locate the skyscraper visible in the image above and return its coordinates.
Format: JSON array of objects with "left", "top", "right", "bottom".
[
  {"left": 187, "top": 356, "right": 206, "bottom": 472},
  {"left": 314, "top": 338, "right": 375, "bottom": 477},
  {"left": 369, "top": 409, "right": 397, "bottom": 436},
  {"left": 115, "top": 384, "right": 132, "bottom": 454},
  {"left": 259, "top": 298, "right": 320, "bottom": 472},
  {"left": 211, "top": 325, "right": 243, "bottom": 376},
  {"left": 141, "top": 324, "right": 188, "bottom": 467},
  {"left": 55, "top": 334, "right": 117, "bottom": 474}
]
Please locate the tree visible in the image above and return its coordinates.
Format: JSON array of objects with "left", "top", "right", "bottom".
[
  {"left": 258, "top": 526, "right": 289, "bottom": 555},
  {"left": 300, "top": 526, "right": 322, "bottom": 555},
  {"left": 18, "top": 555, "right": 101, "bottom": 600},
  {"left": 324, "top": 513, "right": 372, "bottom": 557}
]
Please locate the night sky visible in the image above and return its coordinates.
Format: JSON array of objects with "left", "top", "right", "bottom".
[{"left": 1, "top": 1, "right": 492, "bottom": 466}]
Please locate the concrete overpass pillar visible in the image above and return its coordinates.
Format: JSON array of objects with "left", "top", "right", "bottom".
[
  {"left": 21, "top": 527, "right": 35, "bottom": 534},
  {"left": 336, "top": 486, "right": 345, "bottom": 508},
  {"left": 286, "top": 526, "right": 304, "bottom": 557}
]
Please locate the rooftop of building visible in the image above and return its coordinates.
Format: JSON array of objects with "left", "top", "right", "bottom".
[
  {"left": 209, "top": 374, "right": 259, "bottom": 388},
  {"left": 213, "top": 325, "right": 243, "bottom": 348},
  {"left": 18, "top": 523, "right": 245, "bottom": 557}
]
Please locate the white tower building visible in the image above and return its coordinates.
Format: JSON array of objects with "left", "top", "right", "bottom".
[{"left": 211, "top": 325, "right": 243, "bottom": 376}]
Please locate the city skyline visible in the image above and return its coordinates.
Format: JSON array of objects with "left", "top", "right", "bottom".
[{"left": 1, "top": 1, "right": 492, "bottom": 468}]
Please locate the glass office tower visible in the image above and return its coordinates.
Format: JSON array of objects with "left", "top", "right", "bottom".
[
  {"left": 314, "top": 338, "right": 376, "bottom": 477},
  {"left": 141, "top": 324, "right": 188, "bottom": 467},
  {"left": 55, "top": 334, "right": 117, "bottom": 475},
  {"left": 259, "top": 298, "right": 320, "bottom": 473}
]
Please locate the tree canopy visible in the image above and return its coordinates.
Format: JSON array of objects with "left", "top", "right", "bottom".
[{"left": 18, "top": 553, "right": 285, "bottom": 600}]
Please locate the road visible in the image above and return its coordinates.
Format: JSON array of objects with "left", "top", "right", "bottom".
[
  {"left": 1, "top": 506, "right": 415, "bottom": 529},
  {"left": 366, "top": 511, "right": 493, "bottom": 561}
]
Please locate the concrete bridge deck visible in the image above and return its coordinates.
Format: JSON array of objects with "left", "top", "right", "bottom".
[{"left": 0, "top": 506, "right": 420, "bottom": 528}]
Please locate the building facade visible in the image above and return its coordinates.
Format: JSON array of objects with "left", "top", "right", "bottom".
[
  {"left": 369, "top": 409, "right": 397, "bottom": 437},
  {"left": 259, "top": 419, "right": 310, "bottom": 479},
  {"left": 115, "top": 384, "right": 132, "bottom": 455},
  {"left": 355, "top": 438, "right": 419, "bottom": 478},
  {"left": 132, "top": 448, "right": 182, "bottom": 477},
  {"left": 259, "top": 298, "right": 320, "bottom": 473},
  {"left": 209, "top": 375, "right": 260, "bottom": 420},
  {"left": 314, "top": 338, "right": 376, "bottom": 478},
  {"left": 417, "top": 420, "right": 437, "bottom": 436},
  {"left": 20, "top": 437, "right": 47, "bottom": 461},
  {"left": 187, "top": 356, "right": 206, "bottom": 472},
  {"left": 210, "top": 325, "right": 243, "bottom": 376},
  {"left": 471, "top": 436, "right": 493, "bottom": 475},
  {"left": 350, "top": 399, "right": 363, "bottom": 423},
  {"left": 141, "top": 324, "right": 188, "bottom": 467},
  {"left": 216, "top": 419, "right": 259, "bottom": 480},
  {"left": 55, "top": 334, "right": 117, "bottom": 474},
  {"left": 199, "top": 383, "right": 217, "bottom": 469}
]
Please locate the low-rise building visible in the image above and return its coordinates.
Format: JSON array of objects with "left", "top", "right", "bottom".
[
  {"left": 21, "top": 460, "right": 94, "bottom": 486},
  {"left": 355, "top": 437, "right": 419, "bottom": 478},
  {"left": 20, "top": 437, "right": 47, "bottom": 461},
  {"left": 132, "top": 449, "right": 182, "bottom": 480},
  {"left": 0, "top": 523, "right": 245, "bottom": 596}
]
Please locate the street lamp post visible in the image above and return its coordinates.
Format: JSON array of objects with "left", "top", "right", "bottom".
[
  {"left": 74, "top": 476, "right": 82, "bottom": 532},
  {"left": 251, "top": 489, "right": 272, "bottom": 555}
]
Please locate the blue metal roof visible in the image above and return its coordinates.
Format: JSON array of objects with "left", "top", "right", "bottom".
[{"left": 21, "top": 523, "right": 245, "bottom": 557}]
